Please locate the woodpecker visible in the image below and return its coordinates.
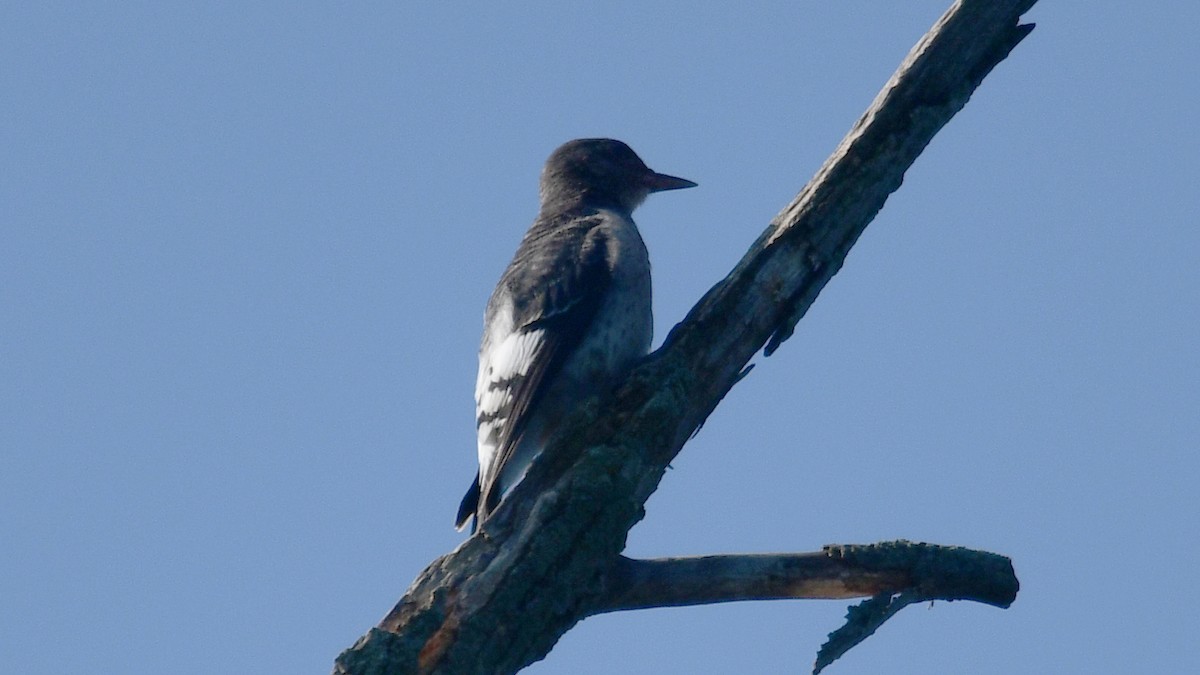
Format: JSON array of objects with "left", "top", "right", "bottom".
[{"left": 456, "top": 138, "right": 696, "bottom": 531}]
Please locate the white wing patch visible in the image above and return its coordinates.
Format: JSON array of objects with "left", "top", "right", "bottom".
[{"left": 475, "top": 299, "right": 546, "bottom": 487}]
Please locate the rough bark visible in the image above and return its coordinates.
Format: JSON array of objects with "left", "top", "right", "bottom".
[
  {"left": 335, "top": 1, "right": 1036, "bottom": 673},
  {"left": 600, "top": 542, "right": 1018, "bottom": 614}
]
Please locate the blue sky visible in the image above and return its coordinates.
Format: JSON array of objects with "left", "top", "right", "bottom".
[{"left": 3, "top": 2, "right": 1198, "bottom": 673}]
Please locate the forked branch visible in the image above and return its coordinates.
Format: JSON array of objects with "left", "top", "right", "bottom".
[{"left": 335, "top": 1, "right": 1037, "bottom": 673}]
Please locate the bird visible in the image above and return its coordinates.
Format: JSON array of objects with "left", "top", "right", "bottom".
[{"left": 456, "top": 138, "right": 696, "bottom": 532}]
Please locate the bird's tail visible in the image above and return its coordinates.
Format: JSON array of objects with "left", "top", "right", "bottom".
[{"left": 455, "top": 473, "right": 481, "bottom": 532}]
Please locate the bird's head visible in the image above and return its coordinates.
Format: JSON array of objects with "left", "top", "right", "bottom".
[{"left": 539, "top": 138, "right": 696, "bottom": 214}]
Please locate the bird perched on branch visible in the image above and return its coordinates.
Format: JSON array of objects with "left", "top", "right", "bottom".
[{"left": 456, "top": 138, "right": 696, "bottom": 531}]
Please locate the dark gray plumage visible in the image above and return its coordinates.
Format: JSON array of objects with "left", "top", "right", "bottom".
[{"left": 456, "top": 138, "right": 696, "bottom": 531}]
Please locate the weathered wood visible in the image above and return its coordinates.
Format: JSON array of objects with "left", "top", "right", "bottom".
[
  {"left": 334, "top": 1, "right": 1036, "bottom": 673},
  {"left": 599, "top": 541, "right": 1017, "bottom": 614}
]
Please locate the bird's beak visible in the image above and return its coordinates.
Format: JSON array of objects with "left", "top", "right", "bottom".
[{"left": 644, "top": 172, "right": 698, "bottom": 193}]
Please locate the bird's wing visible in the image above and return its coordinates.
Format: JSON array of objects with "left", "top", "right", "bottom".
[{"left": 462, "top": 215, "right": 612, "bottom": 527}]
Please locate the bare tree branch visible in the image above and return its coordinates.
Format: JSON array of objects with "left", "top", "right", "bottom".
[
  {"left": 335, "top": 1, "right": 1037, "bottom": 673},
  {"left": 602, "top": 552, "right": 911, "bottom": 612},
  {"left": 599, "top": 541, "right": 1018, "bottom": 615}
]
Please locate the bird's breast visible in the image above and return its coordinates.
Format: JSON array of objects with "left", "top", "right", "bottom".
[{"left": 562, "top": 210, "right": 653, "bottom": 385}]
